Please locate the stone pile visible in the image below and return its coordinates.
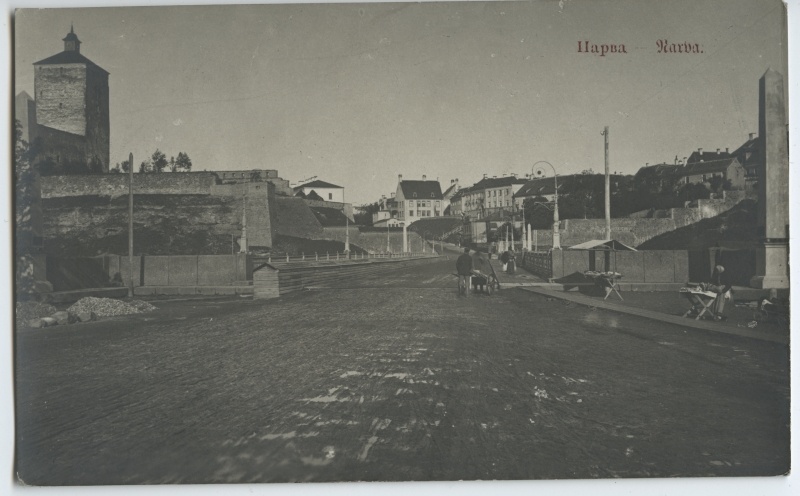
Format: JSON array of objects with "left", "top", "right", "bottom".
[{"left": 24, "top": 297, "right": 157, "bottom": 329}]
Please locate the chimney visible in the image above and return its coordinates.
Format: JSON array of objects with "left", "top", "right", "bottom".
[
  {"left": 646, "top": 162, "right": 649, "bottom": 167},
  {"left": 398, "top": 174, "right": 403, "bottom": 180},
  {"left": 483, "top": 173, "right": 487, "bottom": 179},
  {"left": 698, "top": 148, "right": 703, "bottom": 154},
  {"left": 455, "top": 178, "right": 458, "bottom": 184},
  {"left": 683, "top": 157, "right": 688, "bottom": 165},
  {"left": 422, "top": 175, "right": 426, "bottom": 181},
  {"left": 749, "top": 132, "right": 755, "bottom": 140},
  {"left": 450, "top": 179, "right": 454, "bottom": 184},
  {"left": 726, "top": 147, "right": 729, "bottom": 153},
  {"left": 716, "top": 148, "right": 720, "bottom": 154}
]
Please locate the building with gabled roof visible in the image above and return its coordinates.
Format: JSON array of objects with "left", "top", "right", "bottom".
[
  {"left": 395, "top": 175, "right": 444, "bottom": 223},
  {"left": 679, "top": 156, "right": 746, "bottom": 190},
  {"left": 293, "top": 179, "right": 344, "bottom": 202}
]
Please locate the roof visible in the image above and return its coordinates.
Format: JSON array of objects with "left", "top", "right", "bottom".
[
  {"left": 442, "top": 183, "right": 459, "bottom": 197},
  {"left": 680, "top": 157, "right": 740, "bottom": 176},
  {"left": 309, "top": 206, "right": 350, "bottom": 227},
  {"left": 33, "top": 50, "right": 109, "bottom": 74},
  {"left": 470, "top": 176, "right": 527, "bottom": 191},
  {"left": 635, "top": 163, "right": 683, "bottom": 177},
  {"left": 399, "top": 180, "right": 443, "bottom": 200},
  {"left": 514, "top": 178, "right": 557, "bottom": 198},
  {"left": 568, "top": 239, "right": 638, "bottom": 251},
  {"left": 686, "top": 150, "right": 734, "bottom": 165},
  {"left": 305, "top": 190, "right": 324, "bottom": 201},
  {"left": 295, "top": 179, "right": 342, "bottom": 190}
]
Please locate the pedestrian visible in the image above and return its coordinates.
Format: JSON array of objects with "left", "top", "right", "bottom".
[
  {"left": 471, "top": 249, "right": 488, "bottom": 293},
  {"left": 708, "top": 264, "right": 733, "bottom": 320},
  {"left": 456, "top": 247, "right": 473, "bottom": 296},
  {"left": 507, "top": 250, "right": 516, "bottom": 275},
  {"left": 500, "top": 250, "right": 510, "bottom": 272}
]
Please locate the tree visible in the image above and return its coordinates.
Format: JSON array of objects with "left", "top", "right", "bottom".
[
  {"left": 139, "top": 159, "right": 152, "bottom": 173},
  {"left": 14, "top": 120, "right": 40, "bottom": 298},
  {"left": 354, "top": 201, "right": 380, "bottom": 225},
  {"left": 151, "top": 149, "right": 168, "bottom": 173},
  {"left": 175, "top": 152, "right": 192, "bottom": 172},
  {"left": 523, "top": 196, "right": 554, "bottom": 230}
]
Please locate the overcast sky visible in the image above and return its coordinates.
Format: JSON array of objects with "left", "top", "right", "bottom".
[{"left": 14, "top": 0, "right": 787, "bottom": 204}]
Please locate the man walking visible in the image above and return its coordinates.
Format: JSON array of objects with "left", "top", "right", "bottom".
[{"left": 456, "top": 247, "right": 473, "bottom": 296}]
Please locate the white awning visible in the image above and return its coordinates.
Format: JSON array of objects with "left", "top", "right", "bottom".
[{"left": 567, "top": 239, "right": 638, "bottom": 251}]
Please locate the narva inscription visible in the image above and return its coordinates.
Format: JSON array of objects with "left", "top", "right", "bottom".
[
  {"left": 577, "top": 41, "right": 627, "bottom": 56},
  {"left": 656, "top": 40, "right": 703, "bottom": 53}
]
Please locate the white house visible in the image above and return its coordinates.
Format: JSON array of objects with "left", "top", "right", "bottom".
[
  {"left": 395, "top": 175, "right": 444, "bottom": 224},
  {"left": 293, "top": 179, "right": 344, "bottom": 202}
]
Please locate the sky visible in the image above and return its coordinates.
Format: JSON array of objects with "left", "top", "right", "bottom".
[{"left": 13, "top": 0, "right": 788, "bottom": 205}]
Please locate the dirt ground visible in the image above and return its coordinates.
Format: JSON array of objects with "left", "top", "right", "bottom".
[{"left": 14, "top": 256, "right": 790, "bottom": 484}]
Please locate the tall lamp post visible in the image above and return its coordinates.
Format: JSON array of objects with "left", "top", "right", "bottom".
[
  {"left": 532, "top": 161, "right": 560, "bottom": 249},
  {"left": 343, "top": 187, "right": 350, "bottom": 255}
]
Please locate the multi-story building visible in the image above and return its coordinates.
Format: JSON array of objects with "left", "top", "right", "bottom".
[
  {"left": 460, "top": 175, "right": 527, "bottom": 219},
  {"left": 395, "top": 175, "right": 444, "bottom": 223}
]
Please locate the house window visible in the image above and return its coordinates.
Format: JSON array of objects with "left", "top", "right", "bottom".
[
  {"left": 328, "top": 193, "right": 332, "bottom": 200},
  {"left": 409, "top": 211, "right": 414, "bottom": 217}
]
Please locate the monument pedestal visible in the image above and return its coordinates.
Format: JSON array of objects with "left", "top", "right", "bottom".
[{"left": 750, "top": 240, "right": 789, "bottom": 289}]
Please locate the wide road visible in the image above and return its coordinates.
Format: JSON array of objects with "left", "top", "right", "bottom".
[{"left": 15, "top": 253, "right": 790, "bottom": 484}]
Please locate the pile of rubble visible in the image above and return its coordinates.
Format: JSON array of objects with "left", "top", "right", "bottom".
[{"left": 23, "top": 297, "right": 157, "bottom": 329}]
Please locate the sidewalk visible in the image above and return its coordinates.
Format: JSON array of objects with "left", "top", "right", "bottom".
[
  {"left": 487, "top": 258, "right": 547, "bottom": 285},
  {"left": 518, "top": 286, "right": 788, "bottom": 345}
]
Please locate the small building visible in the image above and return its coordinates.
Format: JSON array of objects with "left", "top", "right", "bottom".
[
  {"left": 513, "top": 178, "right": 557, "bottom": 209},
  {"left": 372, "top": 194, "right": 399, "bottom": 225},
  {"left": 395, "top": 175, "right": 444, "bottom": 223},
  {"left": 293, "top": 179, "right": 344, "bottom": 202}
]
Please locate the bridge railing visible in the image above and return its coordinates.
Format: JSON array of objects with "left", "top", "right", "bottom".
[
  {"left": 253, "top": 251, "right": 438, "bottom": 265},
  {"left": 521, "top": 251, "right": 553, "bottom": 280}
]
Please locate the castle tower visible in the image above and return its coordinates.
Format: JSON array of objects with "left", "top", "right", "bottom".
[{"left": 32, "top": 27, "right": 109, "bottom": 174}]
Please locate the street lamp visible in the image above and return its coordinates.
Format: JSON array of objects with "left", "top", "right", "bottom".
[{"left": 532, "top": 160, "right": 561, "bottom": 249}]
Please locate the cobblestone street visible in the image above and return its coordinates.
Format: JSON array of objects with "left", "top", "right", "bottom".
[{"left": 15, "top": 256, "right": 790, "bottom": 484}]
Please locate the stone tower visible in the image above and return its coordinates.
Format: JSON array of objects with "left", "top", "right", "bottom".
[{"left": 32, "top": 26, "right": 109, "bottom": 174}]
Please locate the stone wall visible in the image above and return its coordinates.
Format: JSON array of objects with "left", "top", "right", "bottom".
[
  {"left": 42, "top": 194, "right": 245, "bottom": 256},
  {"left": 83, "top": 65, "right": 110, "bottom": 171},
  {"left": 42, "top": 173, "right": 219, "bottom": 198},
  {"left": 35, "top": 64, "right": 86, "bottom": 136},
  {"left": 547, "top": 249, "right": 689, "bottom": 283}
]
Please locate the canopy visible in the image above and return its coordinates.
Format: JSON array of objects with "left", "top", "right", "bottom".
[{"left": 567, "top": 239, "right": 638, "bottom": 252}]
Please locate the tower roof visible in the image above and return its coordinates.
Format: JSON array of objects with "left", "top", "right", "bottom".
[
  {"left": 63, "top": 25, "right": 80, "bottom": 43},
  {"left": 33, "top": 50, "right": 109, "bottom": 74}
]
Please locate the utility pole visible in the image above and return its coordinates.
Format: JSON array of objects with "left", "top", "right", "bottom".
[
  {"left": 603, "top": 126, "right": 611, "bottom": 240},
  {"left": 128, "top": 152, "right": 134, "bottom": 298}
]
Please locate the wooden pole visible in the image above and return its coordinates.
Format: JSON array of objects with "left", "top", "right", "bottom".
[
  {"left": 603, "top": 126, "right": 611, "bottom": 240},
  {"left": 128, "top": 152, "right": 134, "bottom": 297}
]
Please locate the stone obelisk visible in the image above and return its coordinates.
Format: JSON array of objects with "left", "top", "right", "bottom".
[{"left": 750, "top": 68, "right": 789, "bottom": 289}]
